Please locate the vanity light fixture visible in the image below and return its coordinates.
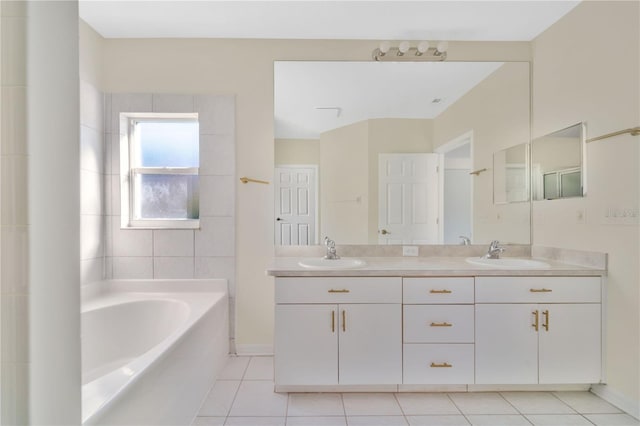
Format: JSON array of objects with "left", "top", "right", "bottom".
[{"left": 373, "top": 40, "right": 448, "bottom": 62}]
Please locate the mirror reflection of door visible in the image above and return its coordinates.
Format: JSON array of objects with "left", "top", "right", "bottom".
[
  {"left": 274, "top": 166, "right": 318, "bottom": 245},
  {"left": 378, "top": 153, "right": 439, "bottom": 244}
]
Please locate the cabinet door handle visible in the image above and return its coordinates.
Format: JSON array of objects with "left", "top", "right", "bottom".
[
  {"left": 430, "top": 322, "right": 453, "bottom": 327},
  {"left": 542, "top": 310, "right": 550, "bottom": 331},
  {"left": 331, "top": 310, "right": 335, "bottom": 333},
  {"left": 532, "top": 310, "right": 539, "bottom": 332},
  {"left": 342, "top": 310, "right": 346, "bottom": 332},
  {"left": 430, "top": 289, "right": 452, "bottom": 294},
  {"left": 328, "top": 289, "right": 350, "bottom": 293},
  {"left": 530, "top": 288, "right": 552, "bottom": 293},
  {"left": 430, "top": 362, "right": 453, "bottom": 368}
]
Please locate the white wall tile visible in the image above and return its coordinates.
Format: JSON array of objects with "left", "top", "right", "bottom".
[
  {"left": 195, "top": 95, "right": 235, "bottom": 135},
  {"left": 80, "top": 79, "right": 103, "bottom": 130},
  {"left": 1, "top": 296, "right": 15, "bottom": 363},
  {"left": 195, "top": 256, "right": 235, "bottom": 296},
  {"left": 104, "top": 256, "right": 113, "bottom": 280},
  {"left": 153, "top": 229, "right": 194, "bottom": 257},
  {"left": 1, "top": 16, "right": 26, "bottom": 86},
  {"left": 111, "top": 217, "right": 153, "bottom": 257},
  {"left": 110, "top": 93, "right": 152, "bottom": 134},
  {"left": 107, "top": 175, "right": 121, "bottom": 217},
  {"left": 1, "top": 86, "right": 27, "bottom": 156},
  {"left": 105, "top": 132, "right": 121, "bottom": 176},
  {"left": 81, "top": 214, "right": 104, "bottom": 260},
  {"left": 152, "top": 94, "right": 195, "bottom": 113},
  {"left": 113, "top": 257, "right": 153, "bottom": 279},
  {"left": 1, "top": 226, "right": 28, "bottom": 294},
  {"left": 80, "top": 170, "right": 103, "bottom": 216},
  {"left": 81, "top": 258, "right": 104, "bottom": 286},
  {"left": 195, "top": 217, "right": 235, "bottom": 257},
  {"left": 153, "top": 257, "right": 194, "bottom": 279},
  {"left": 80, "top": 125, "right": 103, "bottom": 174},
  {"left": 1, "top": 155, "right": 28, "bottom": 226},
  {"left": 199, "top": 134, "right": 235, "bottom": 176},
  {"left": 200, "top": 175, "right": 235, "bottom": 217}
]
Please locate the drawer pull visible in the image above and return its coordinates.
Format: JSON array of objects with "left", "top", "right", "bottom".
[
  {"left": 430, "top": 362, "right": 453, "bottom": 368},
  {"left": 342, "top": 310, "right": 346, "bottom": 332},
  {"left": 430, "top": 289, "right": 452, "bottom": 294},
  {"left": 331, "top": 310, "right": 335, "bottom": 333},
  {"left": 328, "top": 289, "right": 350, "bottom": 293},
  {"left": 532, "top": 310, "right": 539, "bottom": 332},
  {"left": 530, "top": 288, "right": 552, "bottom": 293},
  {"left": 430, "top": 322, "right": 453, "bottom": 327},
  {"left": 542, "top": 310, "right": 550, "bottom": 331}
]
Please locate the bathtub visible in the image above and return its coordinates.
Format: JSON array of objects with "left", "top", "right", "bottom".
[{"left": 81, "top": 279, "right": 229, "bottom": 425}]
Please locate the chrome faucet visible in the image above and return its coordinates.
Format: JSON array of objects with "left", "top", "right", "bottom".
[
  {"left": 323, "top": 236, "right": 340, "bottom": 260},
  {"left": 484, "top": 240, "right": 505, "bottom": 259},
  {"left": 459, "top": 236, "right": 471, "bottom": 245}
]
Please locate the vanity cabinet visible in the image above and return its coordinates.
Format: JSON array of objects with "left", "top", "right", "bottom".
[
  {"left": 475, "top": 276, "right": 602, "bottom": 384},
  {"left": 403, "top": 277, "right": 475, "bottom": 384},
  {"left": 274, "top": 277, "right": 402, "bottom": 386}
]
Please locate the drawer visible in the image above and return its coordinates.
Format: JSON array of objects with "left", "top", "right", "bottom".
[
  {"left": 475, "top": 276, "right": 601, "bottom": 303},
  {"left": 404, "top": 305, "right": 474, "bottom": 343},
  {"left": 275, "top": 277, "right": 401, "bottom": 304},
  {"left": 403, "top": 344, "right": 474, "bottom": 384},
  {"left": 403, "top": 277, "right": 474, "bottom": 304}
]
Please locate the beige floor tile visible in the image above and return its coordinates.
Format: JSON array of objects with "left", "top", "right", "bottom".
[
  {"left": 526, "top": 414, "right": 593, "bottom": 425},
  {"left": 448, "top": 393, "right": 518, "bottom": 415},
  {"left": 245, "top": 356, "right": 275, "bottom": 380},
  {"left": 347, "top": 416, "right": 408, "bottom": 426},
  {"left": 286, "top": 416, "right": 347, "bottom": 425},
  {"left": 584, "top": 413, "right": 640, "bottom": 426},
  {"left": 218, "top": 356, "right": 251, "bottom": 380},
  {"left": 343, "top": 393, "right": 404, "bottom": 416},
  {"left": 229, "top": 381, "right": 288, "bottom": 417},
  {"left": 466, "top": 414, "right": 531, "bottom": 425},
  {"left": 501, "top": 392, "right": 575, "bottom": 414},
  {"left": 199, "top": 380, "right": 241, "bottom": 416},
  {"left": 225, "top": 417, "right": 286, "bottom": 426},
  {"left": 553, "top": 392, "right": 623, "bottom": 414},
  {"left": 406, "top": 415, "right": 470, "bottom": 426},
  {"left": 192, "top": 417, "right": 226, "bottom": 426},
  {"left": 396, "top": 393, "right": 461, "bottom": 416},
  {"left": 288, "top": 393, "right": 344, "bottom": 416}
]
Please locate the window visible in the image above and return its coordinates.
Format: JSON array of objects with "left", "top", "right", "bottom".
[{"left": 120, "top": 113, "right": 200, "bottom": 228}]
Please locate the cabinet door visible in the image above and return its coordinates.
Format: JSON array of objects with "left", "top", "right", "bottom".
[
  {"left": 475, "top": 304, "right": 538, "bottom": 384},
  {"left": 275, "top": 304, "right": 338, "bottom": 385},
  {"left": 338, "top": 304, "right": 402, "bottom": 384},
  {"left": 539, "top": 304, "right": 601, "bottom": 384}
]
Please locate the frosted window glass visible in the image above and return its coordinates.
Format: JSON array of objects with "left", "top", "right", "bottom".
[
  {"left": 137, "top": 121, "right": 199, "bottom": 167},
  {"left": 561, "top": 171, "right": 581, "bottom": 198},
  {"left": 137, "top": 174, "right": 199, "bottom": 219}
]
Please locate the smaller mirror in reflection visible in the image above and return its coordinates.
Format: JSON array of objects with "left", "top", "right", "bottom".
[
  {"left": 494, "top": 143, "right": 529, "bottom": 204},
  {"left": 531, "top": 123, "right": 585, "bottom": 200}
]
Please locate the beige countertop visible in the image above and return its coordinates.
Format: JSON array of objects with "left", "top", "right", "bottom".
[{"left": 266, "top": 256, "right": 606, "bottom": 277}]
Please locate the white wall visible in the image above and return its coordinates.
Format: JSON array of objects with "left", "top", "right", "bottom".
[
  {"left": 101, "top": 38, "right": 530, "bottom": 349},
  {"left": 28, "top": 1, "right": 81, "bottom": 423},
  {"left": 532, "top": 1, "right": 639, "bottom": 414},
  {"left": 1, "top": 1, "right": 29, "bottom": 423}
]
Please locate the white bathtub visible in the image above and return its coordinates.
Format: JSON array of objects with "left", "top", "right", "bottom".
[{"left": 81, "top": 279, "right": 229, "bottom": 425}]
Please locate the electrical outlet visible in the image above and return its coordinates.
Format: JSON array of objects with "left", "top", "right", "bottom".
[
  {"left": 602, "top": 207, "right": 639, "bottom": 225},
  {"left": 576, "top": 209, "right": 585, "bottom": 224},
  {"left": 403, "top": 246, "right": 419, "bottom": 256}
]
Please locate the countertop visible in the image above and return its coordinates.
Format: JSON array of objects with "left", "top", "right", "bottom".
[{"left": 266, "top": 256, "right": 606, "bottom": 277}]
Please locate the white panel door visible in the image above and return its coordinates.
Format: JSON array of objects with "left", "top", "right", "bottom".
[
  {"left": 338, "top": 304, "right": 402, "bottom": 384},
  {"left": 475, "top": 304, "right": 538, "bottom": 384},
  {"left": 275, "top": 166, "right": 316, "bottom": 245},
  {"left": 538, "top": 304, "right": 601, "bottom": 384},
  {"left": 378, "top": 154, "right": 439, "bottom": 244},
  {"left": 274, "top": 304, "right": 338, "bottom": 385}
]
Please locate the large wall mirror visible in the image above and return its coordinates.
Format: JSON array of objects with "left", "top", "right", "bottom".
[
  {"left": 531, "top": 122, "right": 586, "bottom": 200},
  {"left": 274, "top": 61, "right": 531, "bottom": 246}
]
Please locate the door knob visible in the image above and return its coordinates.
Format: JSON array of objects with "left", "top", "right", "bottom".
[
  {"left": 276, "top": 217, "right": 282, "bottom": 221},
  {"left": 380, "top": 229, "right": 390, "bottom": 235}
]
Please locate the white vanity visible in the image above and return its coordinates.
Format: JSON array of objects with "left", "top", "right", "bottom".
[{"left": 267, "top": 256, "right": 605, "bottom": 392}]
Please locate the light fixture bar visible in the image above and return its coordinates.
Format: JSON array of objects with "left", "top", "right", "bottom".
[{"left": 372, "top": 42, "right": 448, "bottom": 62}]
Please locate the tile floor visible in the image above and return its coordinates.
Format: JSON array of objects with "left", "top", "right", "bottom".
[{"left": 193, "top": 356, "right": 639, "bottom": 426}]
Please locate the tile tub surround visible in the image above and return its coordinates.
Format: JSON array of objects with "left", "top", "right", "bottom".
[{"left": 192, "top": 356, "right": 639, "bottom": 426}]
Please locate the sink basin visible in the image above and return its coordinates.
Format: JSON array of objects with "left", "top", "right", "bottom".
[
  {"left": 465, "top": 257, "right": 551, "bottom": 269},
  {"left": 298, "top": 258, "right": 367, "bottom": 270}
]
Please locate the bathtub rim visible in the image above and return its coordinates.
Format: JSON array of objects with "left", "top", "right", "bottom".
[{"left": 81, "top": 279, "right": 228, "bottom": 425}]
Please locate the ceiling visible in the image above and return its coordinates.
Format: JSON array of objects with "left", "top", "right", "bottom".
[
  {"left": 79, "top": 1, "right": 578, "bottom": 139},
  {"left": 79, "top": 1, "right": 579, "bottom": 40}
]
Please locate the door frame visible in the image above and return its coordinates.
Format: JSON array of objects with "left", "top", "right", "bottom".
[
  {"left": 434, "top": 130, "right": 474, "bottom": 244},
  {"left": 274, "top": 164, "right": 319, "bottom": 245}
]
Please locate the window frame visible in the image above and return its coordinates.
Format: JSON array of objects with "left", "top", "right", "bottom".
[{"left": 120, "top": 112, "right": 200, "bottom": 229}]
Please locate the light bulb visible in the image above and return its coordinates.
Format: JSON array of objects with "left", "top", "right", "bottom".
[
  {"left": 398, "top": 41, "right": 410, "bottom": 54},
  {"left": 436, "top": 41, "right": 449, "bottom": 53},
  {"left": 379, "top": 41, "right": 391, "bottom": 54},
  {"left": 417, "top": 41, "right": 430, "bottom": 54}
]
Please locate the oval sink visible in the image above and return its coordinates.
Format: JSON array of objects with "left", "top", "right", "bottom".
[
  {"left": 298, "top": 258, "right": 367, "bottom": 270},
  {"left": 465, "top": 257, "right": 551, "bottom": 269}
]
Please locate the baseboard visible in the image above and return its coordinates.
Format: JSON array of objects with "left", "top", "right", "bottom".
[
  {"left": 469, "top": 384, "right": 590, "bottom": 392},
  {"left": 235, "top": 344, "right": 274, "bottom": 356},
  {"left": 591, "top": 384, "right": 640, "bottom": 420}
]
